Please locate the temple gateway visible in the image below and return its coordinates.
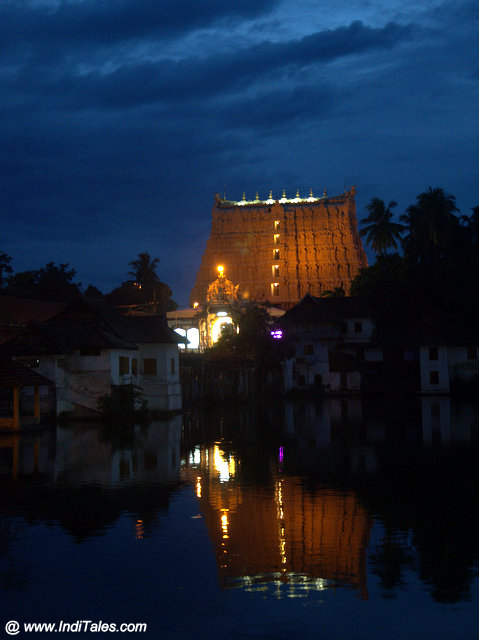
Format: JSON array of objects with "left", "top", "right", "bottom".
[{"left": 190, "top": 187, "right": 367, "bottom": 309}]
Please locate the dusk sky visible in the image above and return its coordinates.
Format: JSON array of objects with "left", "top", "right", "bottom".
[{"left": 1, "top": 0, "right": 478, "bottom": 306}]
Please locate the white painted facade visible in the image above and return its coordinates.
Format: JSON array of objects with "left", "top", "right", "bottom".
[
  {"left": 19, "top": 341, "right": 181, "bottom": 415},
  {"left": 419, "top": 345, "right": 479, "bottom": 394},
  {"left": 286, "top": 316, "right": 373, "bottom": 393},
  {"left": 23, "top": 348, "right": 137, "bottom": 414},
  {"left": 137, "top": 342, "right": 182, "bottom": 411}
]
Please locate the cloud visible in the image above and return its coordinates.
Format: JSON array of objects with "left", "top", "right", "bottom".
[
  {"left": 0, "top": 19, "right": 419, "bottom": 115},
  {"left": 0, "top": 0, "right": 477, "bottom": 304},
  {"left": 0, "top": 0, "right": 280, "bottom": 53},
  {"left": 218, "top": 83, "right": 340, "bottom": 130}
]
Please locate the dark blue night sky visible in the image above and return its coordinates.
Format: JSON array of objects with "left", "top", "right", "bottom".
[{"left": 1, "top": 0, "right": 478, "bottom": 304}]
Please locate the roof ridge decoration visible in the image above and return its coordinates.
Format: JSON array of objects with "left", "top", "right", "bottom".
[{"left": 214, "top": 186, "right": 356, "bottom": 208}]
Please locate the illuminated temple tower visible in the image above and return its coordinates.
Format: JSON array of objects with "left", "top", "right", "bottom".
[{"left": 190, "top": 187, "right": 368, "bottom": 308}]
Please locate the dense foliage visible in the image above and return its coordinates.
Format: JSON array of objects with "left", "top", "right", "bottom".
[
  {"left": 2, "top": 261, "right": 82, "bottom": 302},
  {"left": 0, "top": 251, "right": 177, "bottom": 310},
  {"left": 353, "top": 189, "right": 479, "bottom": 327},
  {"left": 207, "top": 301, "right": 293, "bottom": 364}
]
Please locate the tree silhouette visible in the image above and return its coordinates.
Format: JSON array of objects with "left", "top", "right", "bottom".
[
  {"left": 4, "top": 262, "right": 81, "bottom": 302},
  {"left": 401, "top": 187, "right": 460, "bottom": 262},
  {"left": 0, "top": 252, "right": 13, "bottom": 289},
  {"left": 360, "top": 198, "right": 404, "bottom": 255},
  {"left": 128, "top": 252, "right": 160, "bottom": 289}
]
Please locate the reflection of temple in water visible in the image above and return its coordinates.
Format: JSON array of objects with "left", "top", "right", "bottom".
[{"left": 183, "top": 443, "right": 372, "bottom": 599}]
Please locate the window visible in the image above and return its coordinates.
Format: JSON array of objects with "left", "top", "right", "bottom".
[
  {"left": 271, "top": 283, "right": 280, "bottom": 296},
  {"left": 171, "top": 357, "right": 176, "bottom": 375},
  {"left": 274, "top": 220, "right": 280, "bottom": 231},
  {"left": 119, "top": 356, "right": 129, "bottom": 376},
  {"left": 467, "top": 347, "right": 477, "bottom": 360},
  {"left": 354, "top": 322, "right": 362, "bottom": 333},
  {"left": 274, "top": 249, "right": 280, "bottom": 260},
  {"left": 272, "top": 264, "right": 280, "bottom": 277},
  {"left": 273, "top": 234, "right": 280, "bottom": 245},
  {"left": 143, "top": 358, "right": 157, "bottom": 375},
  {"left": 132, "top": 358, "right": 138, "bottom": 376},
  {"left": 429, "top": 371, "right": 439, "bottom": 385},
  {"left": 304, "top": 344, "right": 314, "bottom": 355},
  {"left": 429, "top": 347, "right": 438, "bottom": 361}
]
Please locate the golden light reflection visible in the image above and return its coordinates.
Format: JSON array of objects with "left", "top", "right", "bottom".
[
  {"left": 196, "top": 476, "right": 202, "bottom": 498},
  {"left": 135, "top": 519, "right": 144, "bottom": 540},
  {"left": 220, "top": 509, "right": 230, "bottom": 565},
  {"left": 275, "top": 480, "right": 287, "bottom": 568},
  {"left": 213, "top": 444, "right": 236, "bottom": 482},
  {"left": 221, "top": 511, "right": 229, "bottom": 534}
]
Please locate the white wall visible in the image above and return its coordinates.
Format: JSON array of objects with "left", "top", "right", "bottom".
[
  {"left": 343, "top": 317, "right": 375, "bottom": 342},
  {"left": 419, "top": 346, "right": 450, "bottom": 393},
  {"left": 448, "top": 346, "right": 479, "bottom": 382},
  {"left": 138, "top": 342, "right": 182, "bottom": 411}
]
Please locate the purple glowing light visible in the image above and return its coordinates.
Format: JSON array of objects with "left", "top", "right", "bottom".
[{"left": 271, "top": 329, "right": 283, "bottom": 339}]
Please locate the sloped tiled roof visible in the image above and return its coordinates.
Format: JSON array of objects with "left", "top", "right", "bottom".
[
  {"left": 122, "top": 315, "right": 186, "bottom": 344},
  {"left": 282, "top": 294, "right": 373, "bottom": 324},
  {"left": 0, "top": 295, "right": 188, "bottom": 356},
  {"left": 0, "top": 295, "right": 65, "bottom": 325},
  {"left": 0, "top": 356, "right": 54, "bottom": 388},
  {"left": 0, "top": 296, "right": 139, "bottom": 356}
]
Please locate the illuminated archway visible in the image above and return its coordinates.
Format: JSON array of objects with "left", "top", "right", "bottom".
[{"left": 211, "top": 316, "right": 233, "bottom": 343}]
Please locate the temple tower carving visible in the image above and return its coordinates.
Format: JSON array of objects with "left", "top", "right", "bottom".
[{"left": 190, "top": 187, "right": 367, "bottom": 308}]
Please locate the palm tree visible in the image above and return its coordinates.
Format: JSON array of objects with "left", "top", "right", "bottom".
[
  {"left": 401, "top": 187, "right": 459, "bottom": 262},
  {"left": 128, "top": 252, "right": 160, "bottom": 288},
  {"left": 360, "top": 198, "right": 404, "bottom": 255},
  {"left": 128, "top": 252, "right": 160, "bottom": 306}
]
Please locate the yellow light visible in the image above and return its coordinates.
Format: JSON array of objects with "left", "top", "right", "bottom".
[
  {"left": 217, "top": 265, "right": 224, "bottom": 276},
  {"left": 193, "top": 302, "right": 199, "bottom": 308},
  {"left": 211, "top": 316, "right": 233, "bottom": 343},
  {"left": 213, "top": 445, "right": 231, "bottom": 481}
]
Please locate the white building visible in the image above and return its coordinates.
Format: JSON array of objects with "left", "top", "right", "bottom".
[
  {"left": 281, "top": 295, "right": 374, "bottom": 393},
  {"left": 1, "top": 297, "right": 184, "bottom": 415}
]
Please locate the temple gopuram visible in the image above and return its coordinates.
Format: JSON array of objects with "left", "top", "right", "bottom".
[{"left": 190, "top": 187, "right": 368, "bottom": 309}]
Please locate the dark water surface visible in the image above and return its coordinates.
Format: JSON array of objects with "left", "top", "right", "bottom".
[{"left": 1, "top": 397, "right": 479, "bottom": 639}]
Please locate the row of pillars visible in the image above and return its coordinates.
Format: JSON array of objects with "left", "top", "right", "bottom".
[{"left": 0, "top": 385, "right": 41, "bottom": 429}]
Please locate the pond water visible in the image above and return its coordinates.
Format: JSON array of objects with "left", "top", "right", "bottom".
[{"left": 1, "top": 396, "right": 479, "bottom": 639}]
